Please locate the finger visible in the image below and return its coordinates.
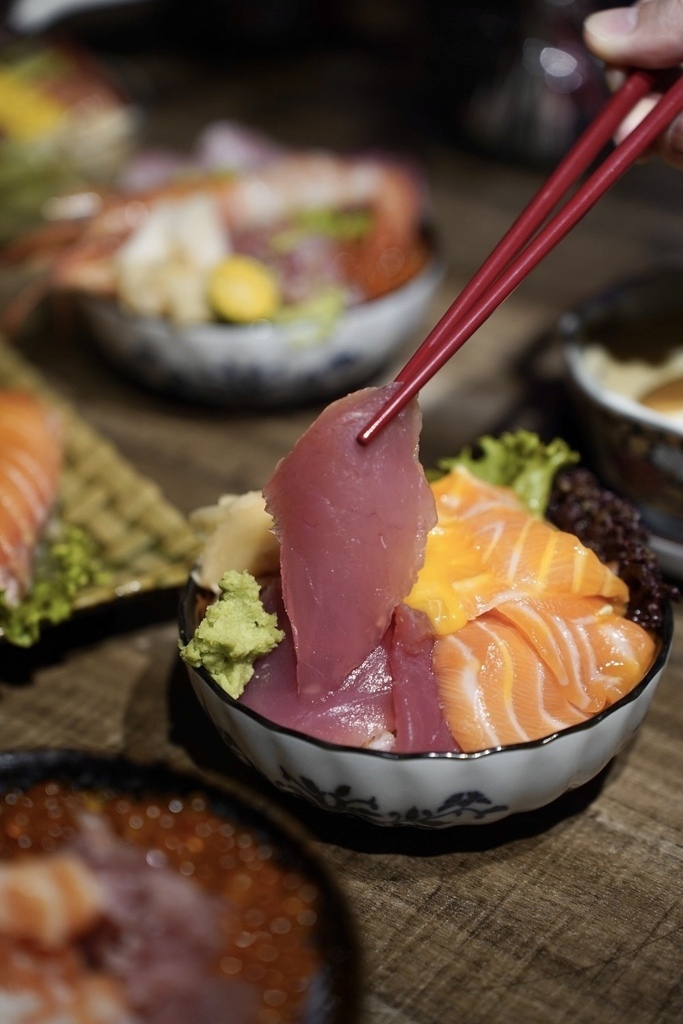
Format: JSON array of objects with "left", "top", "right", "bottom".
[
  {"left": 656, "top": 108, "right": 683, "bottom": 164},
  {"left": 584, "top": 0, "right": 683, "bottom": 68}
]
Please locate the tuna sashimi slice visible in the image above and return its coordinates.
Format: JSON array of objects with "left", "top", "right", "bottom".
[
  {"left": 263, "top": 384, "right": 436, "bottom": 697},
  {"left": 389, "top": 604, "right": 455, "bottom": 753},
  {"left": 241, "top": 578, "right": 396, "bottom": 747}
]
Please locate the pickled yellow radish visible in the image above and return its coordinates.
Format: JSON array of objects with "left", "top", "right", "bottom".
[{"left": 208, "top": 255, "right": 280, "bottom": 323}]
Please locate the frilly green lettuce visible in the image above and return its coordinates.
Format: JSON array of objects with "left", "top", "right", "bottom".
[{"left": 435, "top": 430, "right": 580, "bottom": 516}]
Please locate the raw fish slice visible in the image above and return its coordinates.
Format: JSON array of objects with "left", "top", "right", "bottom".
[
  {"left": 263, "top": 383, "right": 436, "bottom": 697},
  {"left": 433, "top": 616, "right": 591, "bottom": 752},
  {"left": 0, "top": 939, "right": 131, "bottom": 1023},
  {"left": 468, "top": 505, "right": 628, "bottom": 604},
  {"left": 406, "top": 466, "right": 628, "bottom": 633},
  {"left": 241, "top": 579, "right": 396, "bottom": 747},
  {"left": 0, "top": 391, "right": 63, "bottom": 604},
  {"left": 389, "top": 604, "right": 455, "bottom": 753},
  {"left": 0, "top": 852, "right": 104, "bottom": 947},
  {"left": 492, "top": 596, "right": 655, "bottom": 713}
]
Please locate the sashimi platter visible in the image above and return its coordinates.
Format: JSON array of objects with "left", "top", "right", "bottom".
[
  {"left": 0, "top": 339, "right": 198, "bottom": 647},
  {"left": 179, "top": 383, "right": 675, "bottom": 828}
]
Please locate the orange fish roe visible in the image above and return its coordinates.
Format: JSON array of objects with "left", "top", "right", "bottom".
[{"left": 0, "top": 781, "right": 325, "bottom": 1024}]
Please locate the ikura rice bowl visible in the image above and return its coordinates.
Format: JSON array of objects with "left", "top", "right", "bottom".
[{"left": 0, "top": 752, "right": 357, "bottom": 1022}]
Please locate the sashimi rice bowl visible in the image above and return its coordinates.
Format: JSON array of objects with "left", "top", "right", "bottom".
[
  {"left": 3, "top": 123, "right": 441, "bottom": 406},
  {"left": 179, "top": 385, "right": 675, "bottom": 829}
]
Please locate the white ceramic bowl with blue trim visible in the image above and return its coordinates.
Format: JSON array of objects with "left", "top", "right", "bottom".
[
  {"left": 80, "top": 255, "right": 444, "bottom": 407},
  {"left": 179, "top": 579, "right": 672, "bottom": 829}
]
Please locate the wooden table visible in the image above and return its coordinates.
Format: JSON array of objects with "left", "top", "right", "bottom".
[{"left": 1, "top": 46, "right": 682, "bottom": 1024}]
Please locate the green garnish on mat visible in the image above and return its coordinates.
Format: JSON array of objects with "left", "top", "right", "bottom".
[{"left": 0, "top": 523, "right": 109, "bottom": 647}]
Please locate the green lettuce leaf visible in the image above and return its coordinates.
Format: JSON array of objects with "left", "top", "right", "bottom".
[{"left": 435, "top": 429, "right": 580, "bottom": 516}]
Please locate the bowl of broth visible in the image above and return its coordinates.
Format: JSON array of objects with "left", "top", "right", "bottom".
[{"left": 561, "top": 266, "right": 683, "bottom": 566}]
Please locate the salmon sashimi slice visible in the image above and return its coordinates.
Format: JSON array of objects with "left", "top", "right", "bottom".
[
  {"left": 0, "top": 852, "right": 105, "bottom": 948},
  {"left": 0, "top": 851, "right": 128, "bottom": 1021},
  {"left": 492, "top": 596, "right": 656, "bottom": 713},
  {"left": 433, "top": 615, "right": 588, "bottom": 751},
  {"left": 0, "top": 390, "right": 63, "bottom": 604},
  {"left": 405, "top": 466, "right": 628, "bottom": 634},
  {"left": 263, "top": 383, "right": 436, "bottom": 698},
  {"left": 0, "top": 938, "right": 131, "bottom": 1024},
  {"left": 433, "top": 598, "right": 656, "bottom": 751}
]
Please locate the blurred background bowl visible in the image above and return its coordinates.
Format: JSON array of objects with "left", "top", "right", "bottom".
[
  {"left": 179, "top": 577, "right": 673, "bottom": 830},
  {"left": 560, "top": 266, "right": 683, "bottom": 575},
  {"left": 0, "top": 747, "right": 360, "bottom": 1023},
  {"left": 80, "top": 252, "right": 444, "bottom": 407}
]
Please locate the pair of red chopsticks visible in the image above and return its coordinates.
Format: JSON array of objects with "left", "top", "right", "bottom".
[{"left": 358, "top": 68, "right": 683, "bottom": 445}]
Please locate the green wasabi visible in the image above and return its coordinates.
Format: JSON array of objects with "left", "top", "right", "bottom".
[{"left": 180, "top": 570, "right": 284, "bottom": 699}]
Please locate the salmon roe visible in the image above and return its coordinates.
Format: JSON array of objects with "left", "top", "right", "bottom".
[{"left": 0, "top": 781, "right": 324, "bottom": 1024}]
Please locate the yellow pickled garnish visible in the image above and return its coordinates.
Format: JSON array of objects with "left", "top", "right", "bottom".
[
  {"left": 0, "top": 69, "right": 66, "bottom": 140},
  {"left": 208, "top": 255, "right": 281, "bottom": 323}
]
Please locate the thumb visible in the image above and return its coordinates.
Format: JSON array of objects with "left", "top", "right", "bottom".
[{"left": 584, "top": 0, "right": 683, "bottom": 68}]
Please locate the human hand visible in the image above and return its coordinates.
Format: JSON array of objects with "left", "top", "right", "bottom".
[{"left": 584, "top": 0, "right": 683, "bottom": 166}]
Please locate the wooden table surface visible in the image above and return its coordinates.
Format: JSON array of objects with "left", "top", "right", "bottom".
[{"left": 1, "top": 45, "right": 682, "bottom": 1024}]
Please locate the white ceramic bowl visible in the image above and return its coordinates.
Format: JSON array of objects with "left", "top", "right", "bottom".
[
  {"left": 179, "top": 579, "right": 672, "bottom": 829},
  {"left": 561, "top": 267, "right": 683, "bottom": 562},
  {"left": 80, "top": 255, "right": 444, "bottom": 407}
]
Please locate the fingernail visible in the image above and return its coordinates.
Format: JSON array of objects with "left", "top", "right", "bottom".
[{"left": 584, "top": 7, "right": 638, "bottom": 42}]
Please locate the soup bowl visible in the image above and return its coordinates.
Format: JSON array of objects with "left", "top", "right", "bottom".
[
  {"left": 179, "top": 579, "right": 672, "bottom": 830},
  {"left": 560, "top": 266, "right": 683, "bottom": 571}
]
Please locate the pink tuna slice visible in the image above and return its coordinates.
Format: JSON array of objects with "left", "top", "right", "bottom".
[
  {"left": 242, "top": 578, "right": 396, "bottom": 747},
  {"left": 263, "top": 384, "right": 437, "bottom": 698},
  {"left": 390, "top": 604, "right": 456, "bottom": 753}
]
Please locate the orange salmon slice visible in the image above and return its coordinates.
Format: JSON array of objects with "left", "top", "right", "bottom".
[
  {"left": 433, "top": 597, "right": 656, "bottom": 752},
  {"left": 406, "top": 466, "right": 629, "bottom": 634},
  {"left": 0, "top": 391, "right": 63, "bottom": 603}
]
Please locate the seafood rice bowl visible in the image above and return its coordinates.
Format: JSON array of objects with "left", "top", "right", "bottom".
[
  {"left": 78, "top": 255, "right": 443, "bottom": 407},
  {"left": 179, "top": 386, "right": 675, "bottom": 828},
  {"left": 2, "top": 130, "right": 442, "bottom": 406},
  {"left": 0, "top": 749, "right": 359, "bottom": 1021}
]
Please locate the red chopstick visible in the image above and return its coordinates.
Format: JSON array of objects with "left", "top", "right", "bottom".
[{"left": 357, "top": 68, "right": 681, "bottom": 446}]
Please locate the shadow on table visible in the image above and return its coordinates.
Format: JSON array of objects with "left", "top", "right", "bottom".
[{"left": 166, "top": 654, "right": 613, "bottom": 859}]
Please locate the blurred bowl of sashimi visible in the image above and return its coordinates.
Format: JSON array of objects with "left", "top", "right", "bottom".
[
  {"left": 178, "top": 386, "right": 676, "bottom": 829},
  {"left": 1, "top": 122, "right": 443, "bottom": 407}
]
